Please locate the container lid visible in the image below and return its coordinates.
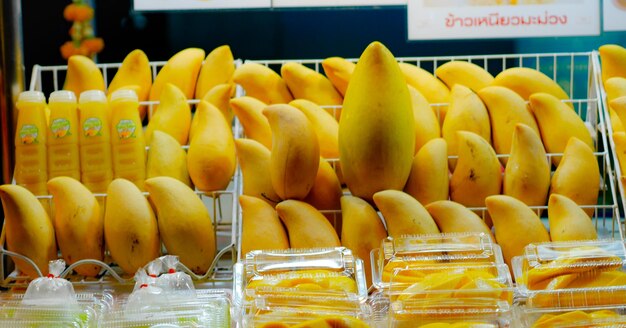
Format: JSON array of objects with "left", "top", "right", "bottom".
[
  {"left": 389, "top": 297, "right": 512, "bottom": 326},
  {"left": 372, "top": 233, "right": 504, "bottom": 290},
  {"left": 17, "top": 90, "right": 46, "bottom": 103},
  {"left": 234, "top": 248, "right": 368, "bottom": 305},
  {"left": 110, "top": 89, "right": 138, "bottom": 102},
  {"left": 386, "top": 262, "right": 514, "bottom": 305},
  {"left": 79, "top": 90, "right": 107, "bottom": 104},
  {"left": 513, "top": 240, "right": 626, "bottom": 291},
  {"left": 49, "top": 90, "right": 77, "bottom": 103}
]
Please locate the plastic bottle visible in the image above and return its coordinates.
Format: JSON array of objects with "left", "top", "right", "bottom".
[
  {"left": 78, "top": 90, "right": 113, "bottom": 193},
  {"left": 109, "top": 89, "right": 146, "bottom": 190},
  {"left": 14, "top": 91, "right": 49, "bottom": 210},
  {"left": 47, "top": 90, "right": 80, "bottom": 180}
]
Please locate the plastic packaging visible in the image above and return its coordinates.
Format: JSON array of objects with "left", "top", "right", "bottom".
[
  {"left": 246, "top": 294, "right": 370, "bottom": 328},
  {"left": 522, "top": 305, "right": 626, "bottom": 328},
  {"left": 388, "top": 298, "right": 512, "bottom": 328},
  {"left": 0, "top": 259, "right": 100, "bottom": 327},
  {"left": 0, "top": 304, "right": 97, "bottom": 327},
  {"left": 78, "top": 89, "right": 113, "bottom": 194},
  {"left": 2, "top": 290, "right": 114, "bottom": 311},
  {"left": 372, "top": 233, "right": 504, "bottom": 290},
  {"left": 109, "top": 89, "right": 146, "bottom": 190},
  {"left": 22, "top": 260, "right": 77, "bottom": 307},
  {"left": 512, "top": 240, "right": 626, "bottom": 308},
  {"left": 104, "top": 289, "right": 231, "bottom": 328},
  {"left": 235, "top": 247, "right": 368, "bottom": 303},
  {"left": 14, "top": 90, "right": 49, "bottom": 200},
  {"left": 386, "top": 263, "right": 514, "bottom": 304},
  {"left": 125, "top": 269, "right": 168, "bottom": 313},
  {"left": 47, "top": 90, "right": 80, "bottom": 180},
  {"left": 158, "top": 255, "right": 197, "bottom": 302}
]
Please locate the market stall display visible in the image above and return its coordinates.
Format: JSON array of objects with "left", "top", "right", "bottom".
[{"left": 0, "top": 41, "right": 625, "bottom": 327}]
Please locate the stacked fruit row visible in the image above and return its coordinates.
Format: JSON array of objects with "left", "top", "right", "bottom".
[
  {"left": 1, "top": 45, "right": 243, "bottom": 280},
  {"left": 599, "top": 45, "right": 626, "bottom": 195},
  {"left": 0, "top": 176, "right": 220, "bottom": 278},
  {"left": 58, "top": 46, "right": 238, "bottom": 192},
  {"left": 236, "top": 41, "right": 606, "bottom": 283}
]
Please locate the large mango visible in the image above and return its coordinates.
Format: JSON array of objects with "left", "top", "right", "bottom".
[{"left": 338, "top": 41, "right": 415, "bottom": 202}]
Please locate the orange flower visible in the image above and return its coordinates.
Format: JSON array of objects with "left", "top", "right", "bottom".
[
  {"left": 73, "top": 4, "right": 94, "bottom": 22},
  {"left": 82, "top": 38, "right": 104, "bottom": 54},
  {"left": 63, "top": 4, "right": 78, "bottom": 21},
  {"left": 64, "top": 3, "right": 93, "bottom": 22},
  {"left": 60, "top": 41, "right": 79, "bottom": 59}
]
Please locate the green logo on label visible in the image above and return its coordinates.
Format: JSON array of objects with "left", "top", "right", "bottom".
[
  {"left": 116, "top": 119, "right": 136, "bottom": 139},
  {"left": 19, "top": 124, "right": 38, "bottom": 144},
  {"left": 83, "top": 117, "right": 102, "bottom": 137},
  {"left": 50, "top": 118, "right": 71, "bottom": 138}
]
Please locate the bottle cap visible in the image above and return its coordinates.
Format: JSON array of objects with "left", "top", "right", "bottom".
[
  {"left": 17, "top": 91, "right": 46, "bottom": 104},
  {"left": 110, "top": 89, "right": 138, "bottom": 102},
  {"left": 49, "top": 90, "right": 77, "bottom": 103},
  {"left": 79, "top": 90, "right": 107, "bottom": 104}
]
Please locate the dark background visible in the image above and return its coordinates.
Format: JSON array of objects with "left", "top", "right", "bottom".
[
  {"left": 22, "top": 0, "right": 626, "bottom": 73},
  {"left": 21, "top": 0, "right": 626, "bottom": 84}
]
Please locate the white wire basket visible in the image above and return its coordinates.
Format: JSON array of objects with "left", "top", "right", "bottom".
[
  {"left": 596, "top": 51, "right": 626, "bottom": 240},
  {"left": 0, "top": 59, "right": 243, "bottom": 287},
  {"left": 237, "top": 51, "right": 624, "bottom": 261}
]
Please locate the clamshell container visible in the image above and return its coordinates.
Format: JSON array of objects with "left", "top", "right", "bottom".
[
  {"left": 234, "top": 247, "right": 368, "bottom": 303},
  {"left": 101, "top": 289, "right": 232, "bottom": 328},
  {"left": 372, "top": 233, "right": 504, "bottom": 290},
  {"left": 244, "top": 294, "right": 371, "bottom": 328},
  {"left": 521, "top": 305, "right": 626, "bottom": 328},
  {"left": 512, "top": 240, "right": 626, "bottom": 308}
]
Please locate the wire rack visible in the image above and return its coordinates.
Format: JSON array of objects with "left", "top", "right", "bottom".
[
  {"left": 241, "top": 51, "right": 624, "bottom": 246},
  {"left": 0, "top": 60, "right": 243, "bottom": 288},
  {"left": 595, "top": 51, "right": 626, "bottom": 240}
]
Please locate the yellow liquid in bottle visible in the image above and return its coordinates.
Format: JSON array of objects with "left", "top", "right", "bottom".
[
  {"left": 47, "top": 90, "right": 80, "bottom": 180},
  {"left": 109, "top": 89, "right": 146, "bottom": 190},
  {"left": 14, "top": 91, "right": 50, "bottom": 213},
  {"left": 78, "top": 90, "right": 113, "bottom": 193}
]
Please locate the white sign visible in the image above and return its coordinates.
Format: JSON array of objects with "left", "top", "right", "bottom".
[
  {"left": 272, "top": 0, "right": 405, "bottom": 7},
  {"left": 407, "top": 0, "right": 600, "bottom": 40},
  {"left": 604, "top": 0, "right": 626, "bottom": 31},
  {"left": 133, "top": 0, "right": 271, "bottom": 11},
  {"left": 134, "top": 0, "right": 404, "bottom": 10}
]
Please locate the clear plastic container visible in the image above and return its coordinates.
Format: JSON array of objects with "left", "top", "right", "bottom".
[
  {"left": 386, "top": 263, "right": 514, "bottom": 304},
  {"left": 0, "top": 303, "right": 98, "bottom": 327},
  {"left": 235, "top": 247, "right": 368, "bottom": 303},
  {"left": 0, "top": 291, "right": 114, "bottom": 311},
  {"left": 512, "top": 240, "right": 626, "bottom": 308},
  {"left": 102, "top": 289, "right": 231, "bottom": 328},
  {"left": 522, "top": 305, "right": 626, "bottom": 328},
  {"left": 244, "top": 294, "right": 371, "bottom": 328},
  {"left": 372, "top": 233, "right": 504, "bottom": 290},
  {"left": 388, "top": 297, "right": 513, "bottom": 328}
]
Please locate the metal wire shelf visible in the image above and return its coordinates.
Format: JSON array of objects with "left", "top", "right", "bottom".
[
  {"left": 0, "top": 182, "right": 239, "bottom": 288},
  {"left": 0, "top": 59, "right": 243, "bottom": 288},
  {"left": 239, "top": 51, "right": 624, "bottom": 250},
  {"left": 595, "top": 50, "right": 626, "bottom": 239}
]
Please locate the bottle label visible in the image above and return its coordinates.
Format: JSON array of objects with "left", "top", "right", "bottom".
[
  {"left": 19, "top": 124, "right": 39, "bottom": 144},
  {"left": 116, "top": 119, "right": 136, "bottom": 139},
  {"left": 83, "top": 117, "right": 103, "bottom": 137},
  {"left": 50, "top": 118, "right": 71, "bottom": 138}
]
